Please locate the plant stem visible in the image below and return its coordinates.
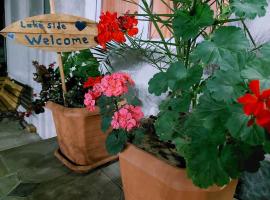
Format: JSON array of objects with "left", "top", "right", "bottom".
[
  {"left": 172, "top": 1, "right": 182, "bottom": 61},
  {"left": 214, "top": 18, "right": 243, "bottom": 25},
  {"left": 251, "top": 44, "right": 263, "bottom": 52},
  {"left": 185, "top": 40, "right": 191, "bottom": 67},
  {"left": 241, "top": 20, "right": 256, "bottom": 47},
  {"left": 141, "top": 0, "right": 172, "bottom": 59},
  {"left": 128, "top": 13, "right": 174, "bottom": 17},
  {"left": 135, "top": 39, "right": 178, "bottom": 46}
]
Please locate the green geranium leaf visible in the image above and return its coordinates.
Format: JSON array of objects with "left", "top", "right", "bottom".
[
  {"left": 259, "top": 42, "right": 270, "bottom": 60},
  {"left": 159, "top": 93, "right": 192, "bottom": 113},
  {"left": 173, "top": 3, "right": 214, "bottom": 40},
  {"left": 132, "top": 128, "right": 145, "bottom": 145},
  {"left": 106, "top": 130, "right": 127, "bottom": 155},
  {"left": 168, "top": 62, "right": 203, "bottom": 91},
  {"left": 195, "top": 93, "right": 230, "bottom": 128},
  {"left": 220, "top": 145, "right": 241, "bottom": 179},
  {"left": 149, "top": 61, "right": 203, "bottom": 95},
  {"left": 166, "top": 61, "right": 187, "bottom": 90},
  {"left": 263, "top": 140, "right": 270, "bottom": 153},
  {"left": 218, "top": 51, "right": 256, "bottom": 71},
  {"left": 226, "top": 105, "right": 265, "bottom": 145},
  {"left": 230, "top": 0, "right": 268, "bottom": 19},
  {"left": 148, "top": 72, "right": 168, "bottom": 96},
  {"left": 196, "top": 93, "right": 227, "bottom": 118},
  {"left": 241, "top": 61, "right": 270, "bottom": 88},
  {"left": 101, "top": 116, "right": 112, "bottom": 133},
  {"left": 206, "top": 69, "right": 245, "bottom": 103},
  {"left": 123, "top": 87, "right": 142, "bottom": 106},
  {"left": 193, "top": 26, "right": 249, "bottom": 65},
  {"left": 97, "top": 96, "right": 115, "bottom": 132},
  {"left": 173, "top": 137, "right": 189, "bottom": 156},
  {"left": 155, "top": 111, "right": 180, "bottom": 142},
  {"left": 184, "top": 128, "right": 230, "bottom": 188}
]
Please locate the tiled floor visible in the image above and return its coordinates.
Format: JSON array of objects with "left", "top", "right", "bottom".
[
  {"left": 0, "top": 119, "right": 40, "bottom": 151},
  {"left": 0, "top": 120, "right": 123, "bottom": 200}
]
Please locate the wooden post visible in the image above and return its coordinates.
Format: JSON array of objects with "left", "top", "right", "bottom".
[{"left": 50, "top": 0, "right": 67, "bottom": 105}]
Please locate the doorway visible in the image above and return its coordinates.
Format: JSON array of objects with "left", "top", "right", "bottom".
[{"left": 0, "top": 0, "right": 7, "bottom": 76}]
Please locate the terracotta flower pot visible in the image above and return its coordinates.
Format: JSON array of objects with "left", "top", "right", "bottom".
[
  {"left": 46, "top": 101, "right": 117, "bottom": 173},
  {"left": 119, "top": 144, "right": 238, "bottom": 200}
]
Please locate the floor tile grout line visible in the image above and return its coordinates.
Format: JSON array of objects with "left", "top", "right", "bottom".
[{"left": 100, "top": 169, "right": 123, "bottom": 190}]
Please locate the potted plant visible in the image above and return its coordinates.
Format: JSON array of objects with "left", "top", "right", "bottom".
[
  {"left": 31, "top": 49, "right": 117, "bottom": 172},
  {"left": 90, "top": 0, "right": 270, "bottom": 199}
]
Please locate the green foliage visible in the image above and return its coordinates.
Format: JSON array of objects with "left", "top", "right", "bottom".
[
  {"left": 106, "top": 130, "right": 127, "bottom": 155},
  {"left": 192, "top": 26, "right": 249, "bottom": 65},
  {"left": 206, "top": 69, "right": 245, "bottom": 103},
  {"left": 148, "top": 61, "right": 203, "bottom": 95},
  {"left": 141, "top": 0, "right": 270, "bottom": 190},
  {"left": 132, "top": 128, "right": 146, "bottom": 145},
  {"left": 123, "top": 87, "right": 142, "bottom": 106},
  {"left": 159, "top": 94, "right": 192, "bottom": 113},
  {"left": 226, "top": 105, "right": 266, "bottom": 145},
  {"left": 241, "top": 59, "right": 270, "bottom": 88},
  {"left": 259, "top": 42, "right": 270, "bottom": 59},
  {"left": 148, "top": 72, "right": 168, "bottom": 96},
  {"left": 32, "top": 50, "right": 101, "bottom": 113},
  {"left": 173, "top": 3, "right": 214, "bottom": 40},
  {"left": 230, "top": 0, "right": 268, "bottom": 19},
  {"left": 155, "top": 110, "right": 180, "bottom": 142},
  {"left": 184, "top": 128, "right": 232, "bottom": 188},
  {"left": 97, "top": 96, "right": 116, "bottom": 133},
  {"left": 62, "top": 49, "right": 100, "bottom": 81}
]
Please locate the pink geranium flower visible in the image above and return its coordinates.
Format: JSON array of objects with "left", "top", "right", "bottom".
[
  {"left": 84, "top": 91, "right": 97, "bottom": 111},
  {"left": 111, "top": 105, "right": 144, "bottom": 131},
  {"left": 100, "top": 72, "right": 135, "bottom": 97}
]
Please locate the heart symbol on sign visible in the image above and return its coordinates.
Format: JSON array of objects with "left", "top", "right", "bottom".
[
  {"left": 75, "top": 21, "right": 87, "bottom": 31},
  {"left": 7, "top": 33, "right": 15, "bottom": 40}
]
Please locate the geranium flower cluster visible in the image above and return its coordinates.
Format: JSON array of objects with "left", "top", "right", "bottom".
[
  {"left": 97, "top": 11, "right": 138, "bottom": 48},
  {"left": 84, "top": 72, "right": 135, "bottom": 111},
  {"left": 84, "top": 72, "right": 143, "bottom": 131},
  {"left": 111, "top": 105, "right": 144, "bottom": 131},
  {"left": 238, "top": 80, "right": 270, "bottom": 132}
]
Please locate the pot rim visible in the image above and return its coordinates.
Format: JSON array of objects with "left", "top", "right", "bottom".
[{"left": 45, "top": 101, "right": 100, "bottom": 117}]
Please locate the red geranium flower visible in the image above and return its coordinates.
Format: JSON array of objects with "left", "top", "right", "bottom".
[
  {"left": 96, "top": 12, "right": 139, "bottom": 48},
  {"left": 83, "top": 76, "right": 103, "bottom": 88},
  {"left": 118, "top": 13, "right": 139, "bottom": 37},
  {"left": 97, "top": 12, "right": 126, "bottom": 48},
  {"left": 238, "top": 80, "right": 270, "bottom": 131}
]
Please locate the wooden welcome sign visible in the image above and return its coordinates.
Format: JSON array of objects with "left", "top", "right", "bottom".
[{"left": 0, "top": 14, "right": 98, "bottom": 52}]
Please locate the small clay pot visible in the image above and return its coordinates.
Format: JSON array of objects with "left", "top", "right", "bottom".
[
  {"left": 119, "top": 144, "right": 238, "bottom": 200},
  {"left": 46, "top": 101, "right": 117, "bottom": 173}
]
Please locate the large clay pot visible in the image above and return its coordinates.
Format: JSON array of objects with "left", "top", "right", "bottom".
[
  {"left": 46, "top": 101, "right": 117, "bottom": 173},
  {"left": 119, "top": 144, "right": 238, "bottom": 200}
]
